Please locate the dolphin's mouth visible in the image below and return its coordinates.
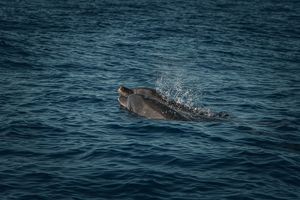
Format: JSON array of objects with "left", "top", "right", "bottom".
[
  {"left": 117, "top": 87, "right": 123, "bottom": 94},
  {"left": 118, "top": 95, "right": 128, "bottom": 108}
]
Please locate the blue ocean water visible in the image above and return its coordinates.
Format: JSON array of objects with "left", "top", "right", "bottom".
[{"left": 1, "top": 0, "right": 300, "bottom": 199}]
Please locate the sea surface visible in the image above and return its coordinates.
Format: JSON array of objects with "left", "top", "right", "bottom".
[{"left": 1, "top": 0, "right": 300, "bottom": 199}]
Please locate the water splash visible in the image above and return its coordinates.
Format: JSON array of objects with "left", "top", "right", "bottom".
[
  {"left": 155, "top": 73, "right": 229, "bottom": 120},
  {"left": 155, "top": 73, "right": 198, "bottom": 108}
]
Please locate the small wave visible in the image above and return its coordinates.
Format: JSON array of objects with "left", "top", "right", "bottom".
[{"left": 1, "top": 120, "right": 66, "bottom": 139}]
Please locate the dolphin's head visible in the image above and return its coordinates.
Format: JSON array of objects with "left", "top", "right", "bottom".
[
  {"left": 118, "top": 95, "right": 128, "bottom": 108},
  {"left": 118, "top": 86, "right": 133, "bottom": 97}
]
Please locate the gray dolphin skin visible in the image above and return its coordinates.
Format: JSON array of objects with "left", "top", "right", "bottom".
[
  {"left": 118, "top": 85, "right": 229, "bottom": 121},
  {"left": 118, "top": 89, "right": 187, "bottom": 120},
  {"left": 118, "top": 86, "right": 165, "bottom": 103},
  {"left": 118, "top": 86, "right": 193, "bottom": 113}
]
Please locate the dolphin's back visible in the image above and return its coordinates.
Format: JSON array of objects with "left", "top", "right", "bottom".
[
  {"left": 133, "top": 88, "right": 167, "bottom": 103},
  {"left": 132, "top": 88, "right": 194, "bottom": 113},
  {"left": 127, "top": 94, "right": 187, "bottom": 120}
]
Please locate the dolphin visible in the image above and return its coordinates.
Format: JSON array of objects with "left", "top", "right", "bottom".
[{"left": 118, "top": 85, "right": 229, "bottom": 121}]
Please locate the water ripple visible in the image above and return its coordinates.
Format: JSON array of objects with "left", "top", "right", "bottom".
[{"left": 1, "top": 0, "right": 300, "bottom": 199}]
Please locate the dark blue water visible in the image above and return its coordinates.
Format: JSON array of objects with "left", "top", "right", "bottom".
[{"left": 1, "top": 0, "right": 300, "bottom": 199}]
